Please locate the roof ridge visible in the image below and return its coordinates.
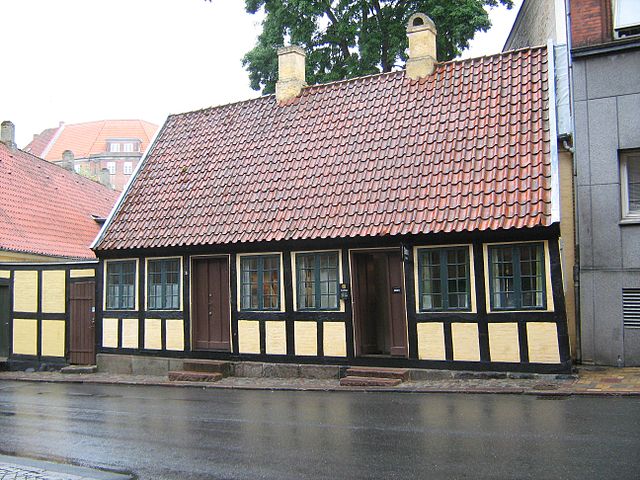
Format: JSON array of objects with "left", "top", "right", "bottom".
[
  {"left": 2, "top": 143, "right": 115, "bottom": 193},
  {"left": 168, "top": 45, "right": 548, "bottom": 120}
]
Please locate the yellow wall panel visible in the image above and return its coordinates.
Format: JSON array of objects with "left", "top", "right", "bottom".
[
  {"left": 144, "top": 319, "right": 162, "bottom": 350},
  {"left": 265, "top": 321, "right": 286, "bottom": 355},
  {"left": 294, "top": 321, "right": 317, "bottom": 356},
  {"left": 13, "top": 271, "right": 38, "bottom": 313},
  {"left": 166, "top": 319, "right": 184, "bottom": 351},
  {"left": 41, "top": 320, "right": 65, "bottom": 357},
  {"left": 102, "top": 318, "right": 119, "bottom": 348},
  {"left": 417, "top": 322, "right": 446, "bottom": 360},
  {"left": 0, "top": 270, "right": 9, "bottom": 279},
  {"left": 13, "top": 319, "right": 37, "bottom": 355},
  {"left": 238, "top": 320, "right": 260, "bottom": 354},
  {"left": 70, "top": 269, "right": 95, "bottom": 278},
  {"left": 527, "top": 322, "right": 560, "bottom": 364},
  {"left": 451, "top": 323, "right": 480, "bottom": 362},
  {"left": 488, "top": 323, "right": 520, "bottom": 363},
  {"left": 323, "top": 322, "right": 346, "bottom": 357},
  {"left": 121, "top": 318, "right": 139, "bottom": 349},
  {"left": 42, "top": 270, "right": 66, "bottom": 314}
]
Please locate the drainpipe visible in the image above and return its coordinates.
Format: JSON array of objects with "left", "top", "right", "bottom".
[{"left": 564, "top": 0, "right": 581, "bottom": 364}]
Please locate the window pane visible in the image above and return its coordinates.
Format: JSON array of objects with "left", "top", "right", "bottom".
[
  {"left": 627, "top": 155, "right": 640, "bottom": 212},
  {"left": 491, "top": 247, "right": 516, "bottom": 309},
  {"left": 297, "top": 252, "right": 338, "bottom": 310},
  {"left": 240, "top": 255, "right": 279, "bottom": 310},
  {"left": 519, "top": 244, "right": 544, "bottom": 308},
  {"left": 106, "top": 261, "right": 136, "bottom": 309}
]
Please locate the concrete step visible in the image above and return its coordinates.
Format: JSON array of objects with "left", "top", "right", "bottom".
[
  {"left": 168, "top": 371, "right": 224, "bottom": 382},
  {"left": 61, "top": 365, "right": 97, "bottom": 374},
  {"left": 182, "top": 360, "right": 231, "bottom": 376},
  {"left": 345, "top": 367, "right": 410, "bottom": 381},
  {"left": 340, "top": 376, "right": 403, "bottom": 387}
]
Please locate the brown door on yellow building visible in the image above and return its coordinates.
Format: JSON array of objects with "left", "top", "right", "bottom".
[
  {"left": 0, "top": 285, "right": 10, "bottom": 358},
  {"left": 192, "top": 258, "right": 231, "bottom": 351},
  {"left": 69, "top": 280, "right": 96, "bottom": 365},
  {"left": 351, "top": 250, "right": 408, "bottom": 357}
]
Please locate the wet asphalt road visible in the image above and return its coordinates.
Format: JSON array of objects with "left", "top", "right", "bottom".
[{"left": 0, "top": 381, "right": 638, "bottom": 480}]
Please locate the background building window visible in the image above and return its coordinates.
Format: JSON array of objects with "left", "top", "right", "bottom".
[
  {"left": 109, "top": 143, "right": 121, "bottom": 153},
  {"left": 106, "top": 260, "right": 136, "bottom": 310},
  {"left": 297, "top": 252, "right": 339, "bottom": 310},
  {"left": 418, "top": 246, "right": 471, "bottom": 311},
  {"left": 147, "top": 258, "right": 180, "bottom": 310},
  {"left": 123, "top": 162, "right": 133, "bottom": 175},
  {"left": 240, "top": 255, "right": 280, "bottom": 310},
  {"left": 614, "top": 0, "right": 640, "bottom": 37},
  {"left": 489, "top": 243, "right": 546, "bottom": 310},
  {"left": 106, "top": 162, "right": 116, "bottom": 175},
  {"left": 123, "top": 143, "right": 134, "bottom": 152},
  {"left": 621, "top": 151, "right": 640, "bottom": 219}
]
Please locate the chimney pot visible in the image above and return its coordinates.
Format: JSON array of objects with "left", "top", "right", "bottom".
[
  {"left": 406, "top": 13, "right": 437, "bottom": 80},
  {"left": 1, "top": 121, "right": 16, "bottom": 149},
  {"left": 276, "top": 45, "right": 306, "bottom": 102}
]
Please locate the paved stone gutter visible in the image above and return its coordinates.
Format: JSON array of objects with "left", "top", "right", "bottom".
[{"left": 0, "top": 454, "right": 131, "bottom": 480}]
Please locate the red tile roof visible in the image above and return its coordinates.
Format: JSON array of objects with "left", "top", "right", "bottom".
[
  {"left": 0, "top": 143, "right": 119, "bottom": 259},
  {"left": 96, "top": 47, "right": 552, "bottom": 251},
  {"left": 25, "top": 119, "right": 158, "bottom": 160}
]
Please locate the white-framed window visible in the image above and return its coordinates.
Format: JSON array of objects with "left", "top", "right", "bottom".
[
  {"left": 123, "top": 162, "right": 133, "bottom": 175},
  {"left": 614, "top": 0, "right": 640, "bottom": 37},
  {"left": 417, "top": 245, "right": 472, "bottom": 312},
  {"left": 109, "top": 142, "right": 121, "bottom": 153},
  {"left": 238, "top": 254, "right": 281, "bottom": 311},
  {"left": 621, "top": 150, "right": 640, "bottom": 220},
  {"left": 106, "top": 162, "right": 116, "bottom": 175},
  {"left": 123, "top": 143, "right": 134, "bottom": 152},
  {"left": 147, "top": 258, "right": 181, "bottom": 310}
]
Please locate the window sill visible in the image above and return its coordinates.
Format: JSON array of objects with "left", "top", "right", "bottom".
[{"left": 619, "top": 217, "right": 640, "bottom": 226}]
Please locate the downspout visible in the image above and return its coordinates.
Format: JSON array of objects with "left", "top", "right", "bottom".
[{"left": 564, "top": 0, "right": 582, "bottom": 363}]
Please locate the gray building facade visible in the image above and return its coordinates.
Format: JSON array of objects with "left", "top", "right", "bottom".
[{"left": 572, "top": 9, "right": 640, "bottom": 366}]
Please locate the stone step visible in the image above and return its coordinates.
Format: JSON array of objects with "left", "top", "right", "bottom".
[
  {"left": 340, "top": 376, "right": 403, "bottom": 387},
  {"left": 168, "top": 371, "right": 224, "bottom": 382},
  {"left": 61, "top": 365, "right": 97, "bottom": 374},
  {"left": 182, "top": 360, "right": 231, "bottom": 376},
  {"left": 345, "top": 367, "right": 410, "bottom": 381}
]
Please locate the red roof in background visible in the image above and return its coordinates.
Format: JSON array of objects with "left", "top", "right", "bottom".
[
  {"left": 96, "top": 47, "right": 552, "bottom": 252},
  {"left": 0, "top": 143, "right": 119, "bottom": 259},
  {"left": 25, "top": 119, "right": 158, "bottom": 160}
]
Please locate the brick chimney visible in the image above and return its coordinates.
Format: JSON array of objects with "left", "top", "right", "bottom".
[
  {"left": 406, "top": 13, "right": 437, "bottom": 80},
  {"left": 99, "top": 167, "right": 112, "bottom": 189},
  {"left": 62, "top": 150, "right": 75, "bottom": 171},
  {"left": 1, "top": 121, "right": 16, "bottom": 149},
  {"left": 275, "top": 46, "right": 306, "bottom": 102}
]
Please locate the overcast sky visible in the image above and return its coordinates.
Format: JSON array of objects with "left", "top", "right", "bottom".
[{"left": 2, "top": 0, "right": 522, "bottom": 147}]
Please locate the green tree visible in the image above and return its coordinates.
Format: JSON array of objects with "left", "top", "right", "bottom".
[{"left": 240, "top": 0, "right": 513, "bottom": 94}]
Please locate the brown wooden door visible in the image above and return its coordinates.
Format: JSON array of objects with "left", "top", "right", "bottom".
[
  {"left": 192, "top": 258, "right": 230, "bottom": 351},
  {"left": 69, "top": 280, "right": 96, "bottom": 365},
  {"left": 0, "top": 285, "right": 10, "bottom": 358},
  {"left": 386, "top": 251, "right": 408, "bottom": 357},
  {"left": 351, "top": 250, "right": 408, "bottom": 357}
]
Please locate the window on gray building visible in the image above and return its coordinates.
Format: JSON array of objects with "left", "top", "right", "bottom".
[
  {"left": 614, "top": 0, "right": 640, "bottom": 37},
  {"left": 621, "top": 151, "right": 640, "bottom": 219}
]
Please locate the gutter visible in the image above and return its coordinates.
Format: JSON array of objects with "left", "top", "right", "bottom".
[{"left": 90, "top": 117, "right": 168, "bottom": 250}]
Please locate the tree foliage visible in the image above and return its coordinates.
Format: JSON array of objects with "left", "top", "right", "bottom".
[{"left": 239, "top": 0, "right": 513, "bottom": 94}]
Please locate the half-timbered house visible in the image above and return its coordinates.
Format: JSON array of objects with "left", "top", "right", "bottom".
[{"left": 92, "top": 15, "right": 574, "bottom": 374}]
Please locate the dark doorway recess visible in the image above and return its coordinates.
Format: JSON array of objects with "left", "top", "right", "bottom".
[
  {"left": 0, "top": 285, "right": 9, "bottom": 358},
  {"left": 69, "top": 280, "right": 96, "bottom": 365},
  {"left": 351, "top": 250, "right": 408, "bottom": 357},
  {"left": 192, "top": 257, "right": 231, "bottom": 351}
]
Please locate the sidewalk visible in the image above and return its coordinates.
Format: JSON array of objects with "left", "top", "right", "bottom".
[
  {"left": 0, "top": 454, "right": 131, "bottom": 480},
  {"left": 1, "top": 366, "right": 639, "bottom": 396}
]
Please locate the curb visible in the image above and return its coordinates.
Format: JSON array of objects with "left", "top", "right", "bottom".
[{"left": 2, "top": 374, "right": 639, "bottom": 397}]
